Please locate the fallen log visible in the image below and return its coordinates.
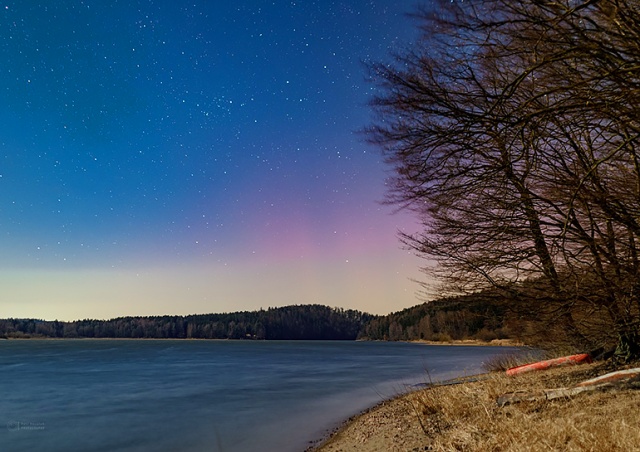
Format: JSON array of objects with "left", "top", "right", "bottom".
[
  {"left": 497, "top": 367, "right": 640, "bottom": 407},
  {"left": 496, "top": 386, "right": 591, "bottom": 407},
  {"left": 575, "top": 368, "right": 640, "bottom": 388}
]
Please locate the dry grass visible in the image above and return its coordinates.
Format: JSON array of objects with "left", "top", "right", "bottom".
[
  {"left": 481, "top": 350, "right": 544, "bottom": 373},
  {"left": 410, "top": 363, "right": 640, "bottom": 451}
]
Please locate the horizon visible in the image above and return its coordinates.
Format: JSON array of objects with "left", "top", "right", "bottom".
[{"left": 0, "top": 1, "right": 427, "bottom": 321}]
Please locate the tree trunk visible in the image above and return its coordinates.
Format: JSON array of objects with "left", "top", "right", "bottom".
[{"left": 614, "top": 330, "right": 640, "bottom": 363}]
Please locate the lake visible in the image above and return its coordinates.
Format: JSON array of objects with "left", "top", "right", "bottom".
[{"left": 1, "top": 340, "right": 519, "bottom": 451}]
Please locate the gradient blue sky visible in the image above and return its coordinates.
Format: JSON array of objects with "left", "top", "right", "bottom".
[{"left": 0, "top": 1, "right": 427, "bottom": 321}]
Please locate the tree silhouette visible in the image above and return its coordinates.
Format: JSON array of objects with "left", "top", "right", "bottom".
[{"left": 368, "top": 0, "right": 640, "bottom": 359}]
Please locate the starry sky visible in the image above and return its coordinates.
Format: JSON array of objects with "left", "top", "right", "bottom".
[{"left": 0, "top": 0, "right": 425, "bottom": 321}]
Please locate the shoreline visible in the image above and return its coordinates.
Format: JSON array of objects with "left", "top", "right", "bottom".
[
  {"left": 1, "top": 336, "right": 524, "bottom": 346},
  {"left": 410, "top": 338, "right": 523, "bottom": 347},
  {"left": 308, "top": 384, "right": 430, "bottom": 451},
  {"left": 309, "top": 361, "right": 640, "bottom": 451},
  {"left": 307, "top": 373, "right": 488, "bottom": 451}
]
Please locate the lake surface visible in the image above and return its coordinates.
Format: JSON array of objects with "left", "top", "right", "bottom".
[{"left": 1, "top": 340, "right": 519, "bottom": 451}]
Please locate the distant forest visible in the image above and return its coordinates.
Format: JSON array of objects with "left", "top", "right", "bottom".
[
  {"left": 359, "top": 294, "right": 511, "bottom": 342},
  {"left": 0, "top": 305, "right": 371, "bottom": 341},
  {"left": 0, "top": 296, "right": 520, "bottom": 343}
]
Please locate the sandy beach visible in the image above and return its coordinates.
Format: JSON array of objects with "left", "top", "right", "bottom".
[{"left": 310, "top": 390, "right": 433, "bottom": 452}]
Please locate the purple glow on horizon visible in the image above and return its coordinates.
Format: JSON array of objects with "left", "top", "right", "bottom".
[{"left": 0, "top": 0, "right": 427, "bottom": 319}]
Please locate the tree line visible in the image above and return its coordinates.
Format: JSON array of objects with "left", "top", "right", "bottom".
[
  {"left": 1, "top": 298, "right": 526, "bottom": 343},
  {"left": 359, "top": 293, "right": 511, "bottom": 343},
  {"left": 0, "top": 305, "right": 372, "bottom": 341}
]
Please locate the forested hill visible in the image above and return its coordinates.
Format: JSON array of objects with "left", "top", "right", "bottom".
[
  {"left": 358, "top": 294, "right": 512, "bottom": 342},
  {"left": 0, "top": 305, "right": 373, "bottom": 340}
]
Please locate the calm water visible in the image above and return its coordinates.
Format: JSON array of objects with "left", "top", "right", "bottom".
[{"left": 1, "top": 340, "right": 519, "bottom": 451}]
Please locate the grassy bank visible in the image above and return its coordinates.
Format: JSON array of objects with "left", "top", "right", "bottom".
[{"left": 315, "top": 361, "right": 640, "bottom": 451}]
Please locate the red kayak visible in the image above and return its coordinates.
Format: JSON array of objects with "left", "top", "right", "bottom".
[{"left": 506, "top": 353, "right": 593, "bottom": 376}]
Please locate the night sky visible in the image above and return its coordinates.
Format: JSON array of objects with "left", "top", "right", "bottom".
[{"left": 1, "top": 1, "right": 424, "bottom": 321}]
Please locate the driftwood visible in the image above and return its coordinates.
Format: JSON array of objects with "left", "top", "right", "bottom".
[{"left": 497, "top": 368, "right": 640, "bottom": 407}]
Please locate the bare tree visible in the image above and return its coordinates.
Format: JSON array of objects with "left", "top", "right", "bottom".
[{"left": 369, "top": 0, "right": 640, "bottom": 359}]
